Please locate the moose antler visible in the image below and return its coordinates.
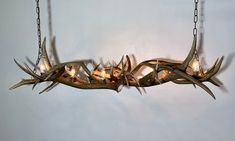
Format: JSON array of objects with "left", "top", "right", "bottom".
[{"left": 10, "top": 37, "right": 224, "bottom": 99}]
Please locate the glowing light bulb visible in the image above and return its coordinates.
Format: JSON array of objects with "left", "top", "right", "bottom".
[
  {"left": 137, "top": 76, "right": 143, "bottom": 79},
  {"left": 39, "top": 64, "right": 46, "bottom": 73},
  {"left": 149, "top": 67, "right": 154, "bottom": 72},
  {"left": 101, "top": 70, "right": 106, "bottom": 79},
  {"left": 70, "top": 68, "right": 76, "bottom": 77},
  {"left": 192, "top": 60, "right": 200, "bottom": 72}
]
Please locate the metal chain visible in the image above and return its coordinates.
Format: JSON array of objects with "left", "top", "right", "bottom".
[
  {"left": 34, "top": 0, "right": 42, "bottom": 73},
  {"left": 193, "top": 0, "right": 199, "bottom": 38},
  {"left": 193, "top": 0, "right": 199, "bottom": 60},
  {"left": 192, "top": 0, "right": 203, "bottom": 75}
]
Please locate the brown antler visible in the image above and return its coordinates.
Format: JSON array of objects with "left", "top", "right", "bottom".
[{"left": 10, "top": 37, "right": 224, "bottom": 99}]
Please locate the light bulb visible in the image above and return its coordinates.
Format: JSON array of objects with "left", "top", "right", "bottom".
[
  {"left": 192, "top": 60, "right": 200, "bottom": 72},
  {"left": 39, "top": 64, "right": 46, "bottom": 73},
  {"left": 70, "top": 68, "right": 76, "bottom": 77},
  {"left": 101, "top": 70, "right": 106, "bottom": 79}
]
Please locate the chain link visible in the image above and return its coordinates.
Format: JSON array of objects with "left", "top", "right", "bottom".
[
  {"left": 193, "top": 0, "right": 199, "bottom": 60},
  {"left": 192, "top": 0, "right": 204, "bottom": 75},
  {"left": 34, "top": 0, "right": 42, "bottom": 73},
  {"left": 193, "top": 0, "right": 199, "bottom": 37}
]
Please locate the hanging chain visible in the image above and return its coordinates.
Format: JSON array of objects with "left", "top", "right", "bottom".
[
  {"left": 193, "top": 0, "right": 199, "bottom": 38},
  {"left": 193, "top": 0, "right": 199, "bottom": 58},
  {"left": 192, "top": 0, "right": 202, "bottom": 74},
  {"left": 34, "top": 0, "right": 42, "bottom": 73}
]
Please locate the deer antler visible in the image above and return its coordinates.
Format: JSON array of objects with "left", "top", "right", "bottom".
[{"left": 10, "top": 37, "right": 224, "bottom": 99}]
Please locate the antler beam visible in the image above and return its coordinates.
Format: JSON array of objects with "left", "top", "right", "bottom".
[{"left": 10, "top": 37, "right": 224, "bottom": 99}]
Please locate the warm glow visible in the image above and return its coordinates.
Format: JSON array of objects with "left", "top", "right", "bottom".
[
  {"left": 192, "top": 60, "right": 200, "bottom": 72},
  {"left": 101, "top": 70, "right": 106, "bottom": 79},
  {"left": 70, "top": 68, "right": 76, "bottom": 77},
  {"left": 39, "top": 64, "right": 46, "bottom": 73},
  {"left": 158, "top": 70, "right": 169, "bottom": 79},
  {"left": 149, "top": 67, "right": 154, "bottom": 72},
  {"left": 141, "top": 67, "right": 154, "bottom": 76},
  {"left": 10, "top": 0, "right": 224, "bottom": 100}
]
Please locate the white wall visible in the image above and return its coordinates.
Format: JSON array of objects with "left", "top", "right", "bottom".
[{"left": 0, "top": 0, "right": 235, "bottom": 141}]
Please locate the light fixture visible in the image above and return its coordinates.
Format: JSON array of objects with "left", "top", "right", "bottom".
[
  {"left": 10, "top": 0, "right": 225, "bottom": 99},
  {"left": 39, "top": 64, "right": 46, "bottom": 74}
]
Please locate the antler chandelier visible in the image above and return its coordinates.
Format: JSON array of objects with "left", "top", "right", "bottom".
[{"left": 10, "top": 0, "right": 224, "bottom": 99}]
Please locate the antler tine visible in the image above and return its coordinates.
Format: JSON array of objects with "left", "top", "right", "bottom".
[
  {"left": 125, "top": 55, "right": 132, "bottom": 72},
  {"left": 167, "top": 67, "right": 216, "bottom": 99},
  {"left": 203, "top": 58, "right": 219, "bottom": 76},
  {"left": 124, "top": 75, "right": 129, "bottom": 86},
  {"left": 23, "top": 62, "right": 42, "bottom": 79},
  {"left": 208, "top": 77, "right": 222, "bottom": 87},
  {"left": 10, "top": 79, "right": 37, "bottom": 90},
  {"left": 178, "top": 37, "right": 197, "bottom": 71},
  {"left": 41, "top": 37, "right": 52, "bottom": 70},
  {"left": 117, "top": 56, "right": 124, "bottom": 68},
  {"left": 218, "top": 53, "right": 235, "bottom": 74},
  {"left": 32, "top": 79, "right": 40, "bottom": 90},
  {"left": 201, "top": 56, "right": 224, "bottom": 81},
  {"left": 135, "top": 86, "right": 143, "bottom": 95},
  {"left": 39, "top": 81, "right": 57, "bottom": 94},
  {"left": 93, "top": 63, "right": 100, "bottom": 70},
  {"left": 14, "top": 59, "right": 38, "bottom": 78},
  {"left": 46, "top": 82, "right": 59, "bottom": 92},
  {"left": 80, "top": 62, "right": 96, "bottom": 80},
  {"left": 120, "top": 56, "right": 125, "bottom": 75}
]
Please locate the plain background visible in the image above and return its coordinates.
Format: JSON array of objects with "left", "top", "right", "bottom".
[{"left": 0, "top": 0, "right": 235, "bottom": 141}]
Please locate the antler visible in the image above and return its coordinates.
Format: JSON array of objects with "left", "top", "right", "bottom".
[{"left": 10, "top": 37, "right": 224, "bottom": 99}]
